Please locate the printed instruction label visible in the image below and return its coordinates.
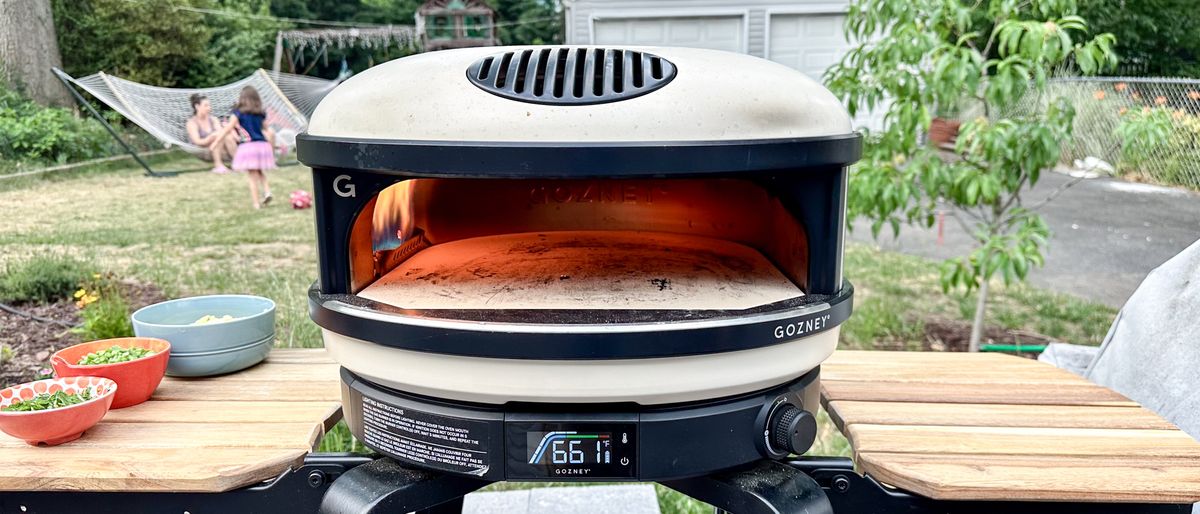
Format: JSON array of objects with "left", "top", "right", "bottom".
[{"left": 360, "top": 395, "right": 491, "bottom": 476}]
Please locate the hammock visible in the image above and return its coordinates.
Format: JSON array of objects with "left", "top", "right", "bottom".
[{"left": 53, "top": 68, "right": 340, "bottom": 155}]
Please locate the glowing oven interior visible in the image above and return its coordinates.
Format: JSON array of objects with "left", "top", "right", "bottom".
[{"left": 346, "top": 178, "right": 811, "bottom": 311}]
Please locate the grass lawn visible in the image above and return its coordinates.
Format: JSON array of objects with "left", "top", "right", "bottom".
[{"left": 0, "top": 163, "right": 1117, "bottom": 513}]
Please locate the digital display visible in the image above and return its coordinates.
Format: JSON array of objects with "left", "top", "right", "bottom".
[
  {"left": 527, "top": 431, "right": 614, "bottom": 466},
  {"left": 506, "top": 422, "right": 636, "bottom": 479}
]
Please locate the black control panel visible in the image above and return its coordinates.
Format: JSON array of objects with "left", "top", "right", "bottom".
[
  {"left": 505, "top": 422, "right": 637, "bottom": 479},
  {"left": 341, "top": 367, "right": 820, "bottom": 482}
]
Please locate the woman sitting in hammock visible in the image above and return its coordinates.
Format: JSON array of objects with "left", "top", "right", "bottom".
[{"left": 186, "top": 93, "right": 239, "bottom": 174}]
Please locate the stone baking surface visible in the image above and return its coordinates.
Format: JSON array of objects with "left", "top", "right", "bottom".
[{"left": 359, "top": 230, "right": 802, "bottom": 310}]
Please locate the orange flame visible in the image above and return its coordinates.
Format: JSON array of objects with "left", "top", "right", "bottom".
[{"left": 372, "top": 180, "right": 417, "bottom": 251}]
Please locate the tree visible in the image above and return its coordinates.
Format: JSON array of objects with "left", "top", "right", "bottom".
[
  {"left": 1079, "top": 0, "right": 1200, "bottom": 77},
  {"left": 486, "top": 0, "right": 561, "bottom": 45},
  {"left": 826, "top": 0, "right": 1117, "bottom": 351},
  {"left": 185, "top": 0, "right": 286, "bottom": 87},
  {"left": 0, "top": 0, "right": 71, "bottom": 106},
  {"left": 52, "top": 0, "right": 211, "bottom": 87}
]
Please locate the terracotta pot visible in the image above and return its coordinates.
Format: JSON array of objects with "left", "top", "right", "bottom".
[
  {"left": 0, "top": 376, "right": 117, "bottom": 446},
  {"left": 929, "top": 117, "right": 961, "bottom": 147},
  {"left": 51, "top": 337, "right": 170, "bottom": 409}
]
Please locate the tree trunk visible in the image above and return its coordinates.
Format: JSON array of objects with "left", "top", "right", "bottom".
[
  {"left": 968, "top": 278, "right": 989, "bottom": 352},
  {"left": 0, "top": 0, "right": 71, "bottom": 107}
]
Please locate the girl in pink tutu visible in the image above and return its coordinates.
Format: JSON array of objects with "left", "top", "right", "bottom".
[{"left": 219, "top": 86, "right": 276, "bottom": 208}]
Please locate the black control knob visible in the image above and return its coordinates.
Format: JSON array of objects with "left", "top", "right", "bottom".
[{"left": 768, "top": 403, "right": 817, "bottom": 455}]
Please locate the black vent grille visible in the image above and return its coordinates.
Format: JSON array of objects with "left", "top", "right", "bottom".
[{"left": 467, "top": 48, "right": 677, "bottom": 105}]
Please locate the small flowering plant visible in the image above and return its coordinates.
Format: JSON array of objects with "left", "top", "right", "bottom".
[
  {"left": 73, "top": 273, "right": 105, "bottom": 309},
  {"left": 70, "top": 272, "right": 134, "bottom": 341}
]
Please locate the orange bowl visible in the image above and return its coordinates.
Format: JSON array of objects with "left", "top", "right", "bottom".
[
  {"left": 51, "top": 337, "right": 170, "bottom": 409},
  {"left": 0, "top": 376, "right": 117, "bottom": 446}
]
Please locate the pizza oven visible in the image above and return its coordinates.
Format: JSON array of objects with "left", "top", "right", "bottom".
[{"left": 298, "top": 45, "right": 860, "bottom": 483}]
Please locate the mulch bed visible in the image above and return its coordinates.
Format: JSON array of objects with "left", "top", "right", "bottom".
[
  {"left": 867, "top": 317, "right": 1056, "bottom": 356},
  {"left": 0, "top": 280, "right": 167, "bottom": 387},
  {"left": 921, "top": 317, "right": 1055, "bottom": 354}
]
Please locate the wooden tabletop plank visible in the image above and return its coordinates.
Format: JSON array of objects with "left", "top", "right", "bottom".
[
  {"left": 822, "top": 380, "right": 1136, "bottom": 406},
  {"left": 0, "top": 422, "right": 324, "bottom": 451},
  {"left": 858, "top": 452, "right": 1200, "bottom": 503},
  {"left": 825, "top": 350, "right": 1018, "bottom": 365},
  {"left": 0, "top": 349, "right": 343, "bottom": 493},
  {"left": 847, "top": 424, "right": 1200, "bottom": 459},
  {"left": 826, "top": 401, "right": 1179, "bottom": 431},
  {"left": 102, "top": 401, "right": 343, "bottom": 426},
  {"left": 0, "top": 448, "right": 308, "bottom": 492},
  {"left": 822, "top": 362, "right": 1090, "bottom": 384},
  {"left": 263, "top": 348, "right": 335, "bottom": 364},
  {"left": 152, "top": 377, "right": 341, "bottom": 402},
  {"left": 823, "top": 350, "right": 1200, "bottom": 503},
  {"left": 198, "top": 361, "right": 341, "bottom": 382}
]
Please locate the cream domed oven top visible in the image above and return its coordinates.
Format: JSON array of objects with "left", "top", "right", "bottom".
[{"left": 298, "top": 46, "right": 860, "bottom": 485}]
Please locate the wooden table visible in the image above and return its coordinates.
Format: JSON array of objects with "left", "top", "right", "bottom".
[
  {"left": 822, "top": 350, "right": 1200, "bottom": 504},
  {"left": 6, "top": 347, "right": 1200, "bottom": 506},
  {"left": 0, "top": 349, "right": 342, "bottom": 492}
]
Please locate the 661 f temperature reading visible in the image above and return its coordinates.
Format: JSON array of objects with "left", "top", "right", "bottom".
[{"left": 528, "top": 432, "right": 613, "bottom": 465}]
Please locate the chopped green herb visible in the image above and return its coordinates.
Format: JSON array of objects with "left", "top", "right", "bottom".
[
  {"left": 2, "top": 389, "right": 94, "bottom": 412},
  {"left": 77, "top": 345, "right": 155, "bottom": 365}
]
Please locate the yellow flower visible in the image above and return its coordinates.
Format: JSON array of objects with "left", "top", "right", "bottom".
[{"left": 74, "top": 289, "right": 86, "bottom": 299}]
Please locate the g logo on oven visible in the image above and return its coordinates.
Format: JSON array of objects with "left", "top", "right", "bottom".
[{"left": 333, "top": 174, "right": 357, "bottom": 198}]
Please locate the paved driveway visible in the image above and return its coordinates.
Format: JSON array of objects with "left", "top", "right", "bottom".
[{"left": 850, "top": 172, "right": 1200, "bottom": 307}]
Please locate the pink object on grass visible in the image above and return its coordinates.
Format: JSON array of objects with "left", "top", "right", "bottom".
[{"left": 290, "top": 189, "right": 313, "bottom": 209}]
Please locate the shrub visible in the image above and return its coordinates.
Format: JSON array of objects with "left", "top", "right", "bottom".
[
  {"left": 74, "top": 294, "right": 134, "bottom": 341},
  {"left": 1116, "top": 106, "right": 1200, "bottom": 188},
  {"left": 0, "top": 84, "right": 113, "bottom": 165},
  {"left": 0, "top": 255, "right": 90, "bottom": 304}
]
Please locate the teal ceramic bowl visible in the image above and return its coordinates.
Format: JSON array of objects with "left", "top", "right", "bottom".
[
  {"left": 165, "top": 334, "right": 273, "bottom": 377},
  {"left": 131, "top": 295, "right": 275, "bottom": 354}
]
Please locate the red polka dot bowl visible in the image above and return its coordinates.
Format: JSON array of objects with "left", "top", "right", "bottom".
[{"left": 0, "top": 376, "right": 117, "bottom": 446}]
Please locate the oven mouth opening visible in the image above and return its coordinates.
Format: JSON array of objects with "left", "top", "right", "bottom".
[
  {"left": 359, "top": 230, "right": 803, "bottom": 312},
  {"left": 345, "top": 177, "right": 814, "bottom": 321}
]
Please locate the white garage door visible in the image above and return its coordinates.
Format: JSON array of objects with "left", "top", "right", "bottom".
[
  {"left": 766, "top": 13, "right": 850, "bottom": 82},
  {"left": 593, "top": 16, "right": 744, "bottom": 53},
  {"left": 768, "top": 12, "right": 883, "bottom": 130}
]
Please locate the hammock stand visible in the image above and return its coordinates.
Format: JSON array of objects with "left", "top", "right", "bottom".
[{"left": 54, "top": 68, "right": 161, "bottom": 176}]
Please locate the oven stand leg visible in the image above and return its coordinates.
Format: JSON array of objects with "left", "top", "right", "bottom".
[
  {"left": 661, "top": 460, "right": 833, "bottom": 514},
  {"left": 318, "top": 458, "right": 487, "bottom": 514}
]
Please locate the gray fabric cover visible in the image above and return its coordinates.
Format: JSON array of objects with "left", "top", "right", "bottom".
[
  {"left": 1085, "top": 237, "right": 1200, "bottom": 440},
  {"left": 1037, "top": 343, "right": 1099, "bottom": 377}
]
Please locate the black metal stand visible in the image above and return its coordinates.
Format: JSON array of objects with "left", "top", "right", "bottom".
[
  {"left": 318, "top": 458, "right": 488, "bottom": 514},
  {"left": 1, "top": 454, "right": 1192, "bottom": 514},
  {"left": 662, "top": 460, "right": 832, "bottom": 514}
]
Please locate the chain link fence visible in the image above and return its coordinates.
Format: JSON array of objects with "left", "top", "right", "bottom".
[{"left": 1012, "top": 76, "right": 1200, "bottom": 190}]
